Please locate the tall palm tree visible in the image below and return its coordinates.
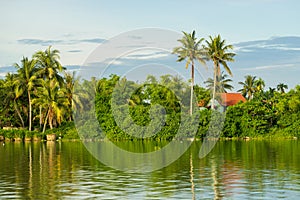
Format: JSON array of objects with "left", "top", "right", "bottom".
[
  {"left": 238, "top": 75, "right": 257, "bottom": 100},
  {"left": 205, "top": 35, "right": 235, "bottom": 109},
  {"left": 204, "top": 71, "right": 234, "bottom": 93},
  {"left": 277, "top": 83, "right": 288, "bottom": 93},
  {"left": 34, "top": 46, "right": 65, "bottom": 85},
  {"left": 33, "top": 46, "right": 66, "bottom": 131},
  {"left": 172, "top": 30, "right": 207, "bottom": 115},
  {"left": 14, "top": 57, "right": 38, "bottom": 131}
]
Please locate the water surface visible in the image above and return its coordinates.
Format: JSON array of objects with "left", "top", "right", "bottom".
[{"left": 0, "top": 140, "right": 299, "bottom": 199}]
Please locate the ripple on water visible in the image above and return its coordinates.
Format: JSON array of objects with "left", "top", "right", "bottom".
[{"left": 1, "top": 141, "right": 300, "bottom": 199}]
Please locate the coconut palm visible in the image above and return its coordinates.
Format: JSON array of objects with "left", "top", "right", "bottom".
[
  {"left": 4, "top": 73, "right": 25, "bottom": 127},
  {"left": 238, "top": 75, "right": 257, "bottom": 100},
  {"left": 33, "top": 46, "right": 67, "bottom": 130},
  {"left": 33, "top": 79, "right": 69, "bottom": 132},
  {"left": 205, "top": 35, "right": 235, "bottom": 109},
  {"left": 63, "top": 72, "right": 90, "bottom": 121},
  {"left": 254, "top": 77, "right": 265, "bottom": 92},
  {"left": 205, "top": 71, "right": 234, "bottom": 93},
  {"left": 172, "top": 30, "right": 207, "bottom": 115},
  {"left": 14, "top": 57, "right": 38, "bottom": 131},
  {"left": 34, "top": 46, "right": 65, "bottom": 85},
  {"left": 277, "top": 83, "right": 288, "bottom": 93}
]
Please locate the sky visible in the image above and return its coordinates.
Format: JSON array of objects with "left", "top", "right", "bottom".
[{"left": 1, "top": 0, "right": 300, "bottom": 90}]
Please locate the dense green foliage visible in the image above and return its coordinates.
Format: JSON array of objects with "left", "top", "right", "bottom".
[
  {"left": 91, "top": 74, "right": 300, "bottom": 140},
  {"left": 92, "top": 74, "right": 211, "bottom": 140},
  {"left": 223, "top": 86, "right": 300, "bottom": 138},
  {"left": 2, "top": 67, "right": 300, "bottom": 140},
  {"left": 0, "top": 46, "right": 90, "bottom": 135}
]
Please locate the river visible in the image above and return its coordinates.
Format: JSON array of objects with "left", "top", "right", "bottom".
[{"left": 0, "top": 140, "right": 299, "bottom": 199}]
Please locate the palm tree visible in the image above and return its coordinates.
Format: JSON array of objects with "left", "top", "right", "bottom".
[
  {"left": 4, "top": 73, "right": 25, "bottom": 127},
  {"left": 172, "top": 30, "right": 207, "bottom": 115},
  {"left": 254, "top": 77, "right": 265, "bottom": 93},
  {"left": 33, "top": 46, "right": 66, "bottom": 131},
  {"left": 238, "top": 75, "right": 257, "bottom": 100},
  {"left": 14, "top": 57, "right": 38, "bottom": 131},
  {"left": 204, "top": 71, "right": 233, "bottom": 93},
  {"left": 205, "top": 35, "right": 235, "bottom": 109},
  {"left": 34, "top": 46, "right": 65, "bottom": 85},
  {"left": 269, "top": 87, "right": 276, "bottom": 94},
  {"left": 63, "top": 72, "right": 90, "bottom": 121},
  {"left": 33, "top": 79, "right": 69, "bottom": 132},
  {"left": 277, "top": 83, "right": 288, "bottom": 93}
]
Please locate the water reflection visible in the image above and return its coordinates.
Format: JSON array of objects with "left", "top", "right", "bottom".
[{"left": 0, "top": 140, "right": 299, "bottom": 199}]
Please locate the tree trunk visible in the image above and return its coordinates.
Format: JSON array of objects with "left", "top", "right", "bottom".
[
  {"left": 28, "top": 90, "right": 32, "bottom": 131},
  {"left": 190, "top": 62, "right": 194, "bottom": 115},
  {"left": 49, "top": 107, "right": 53, "bottom": 129},
  {"left": 39, "top": 105, "right": 42, "bottom": 129},
  {"left": 211, "top": 62, "right": 217, "bottom": 110},
  {"left": 14, "top": 100, "right": 25, "bottom": 128},
  {"left": 43, "top": 108, "right": 50, "bottom": 133}
]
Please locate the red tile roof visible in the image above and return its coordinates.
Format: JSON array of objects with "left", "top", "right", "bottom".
[{"left": 219, "top": 93, "right": 246, "bottom": 106}]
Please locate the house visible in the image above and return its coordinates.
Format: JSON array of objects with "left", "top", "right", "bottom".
[
  {"left": 219, "top": 93, "right": 246, "bottom": 107},
  {"left": 199, "top": 93, "right": 246, "bottom": 111}
]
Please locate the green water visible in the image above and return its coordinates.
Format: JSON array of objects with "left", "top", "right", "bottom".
[{"left": 0, "top": 140, "right": 299, "bottom": 199}]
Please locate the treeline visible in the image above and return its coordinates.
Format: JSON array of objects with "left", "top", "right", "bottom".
[
  {"left": 223, "top": 75, "right": 300, "bottom": 138},
  {"left": 77, "top": 74, "right": 300, "bottom": 140},
  {"left": 91, "top": 74, "right": 210, "bottom": 140},
  {"left": 0, "top": 46, "right": 91, "bottom": 135},
  {"left": 1, "top": 44, "right": 299, "bottom": 140}
]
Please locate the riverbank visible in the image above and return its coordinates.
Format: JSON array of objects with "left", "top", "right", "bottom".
[{"left": 0, "top": 123, "right": 298, "bottom": 142}]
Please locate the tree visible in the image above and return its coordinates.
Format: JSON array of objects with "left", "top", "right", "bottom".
[
  {"left": 254, "top": 77, "right": 265, "bottom": 92},
  {"left": 33, "top": 79, "right": 69, "bottom": 132},
  {"left": 63, "top": 72, "right": 90, "bottom": 121},
  {"left": 34, "top": 46, "right": 65, "bottom": 85},
  {"left": 4, "top": 73, "right": 25, "bottom": 127},
  {"left": 172, "top": 30, "right": 207, "bottom": 115},
  {"left": 204, "top": 71, "right": 234, "bottom": 93},
  {"left": 277, "top": 83, "right": 288, "bottom": 93},
  {"left": 14, "top": 57, "right": 38, "bottom": 131},
  {"left": 33, "top": 46, "right": 66, "bottom": 131},
  {"left": 238, "top": 75, "right": 257, "bottom": 100},
  {"left": 205, "top": 35, "right": 235, "bottom": 109}
]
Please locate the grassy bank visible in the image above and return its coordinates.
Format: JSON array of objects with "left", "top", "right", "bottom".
[
  {"left": 0, "top": 123, "right": 298, "bottom": 142},
  {"left": 0, "top": 122, "right": 79, "bottom": 141}
]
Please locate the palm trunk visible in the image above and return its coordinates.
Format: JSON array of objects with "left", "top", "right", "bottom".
[
  {"left": 190, "top": 62, "right": 194, "bottom": 115},
  {"left": 49, "top": 107, "right": 53, "bottom": 129},
  {"left": 39, "top": 105, "right": 42, "bottom": 130},
  {"left": 212, "top": 62, "right": 217, "bottom": 110},
  {"left": 28, "top": 90, "right": 32, "bottom": 131},
  {"left": 43, "top": 108, "right": 50, "bottom": 133},
  {"left": 14, "top": 99, "right": 25, "bottom": 128}
]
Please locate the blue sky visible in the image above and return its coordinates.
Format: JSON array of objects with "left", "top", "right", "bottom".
[{"left": 1, "top": 0, "right": 300, "bottom": 90}]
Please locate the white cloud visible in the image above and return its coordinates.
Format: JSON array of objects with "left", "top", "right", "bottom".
[
  {"left": 98, "top": 49, "right": 171, "bottom": 67},
  {"left": 241, "top": 63, "right": 296, "bottom": 71},
  {"left": 123, "top": 50, "right": 169, "bottom": 60},
  {"left": 234, "top": 47, "right": 253, "bottom": 52},
  {"left": 272, "top": 47, "right": 300, "bottom": 51},
  {"left": 103, "top": 59, "right": 124, "bottom": 65}
]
